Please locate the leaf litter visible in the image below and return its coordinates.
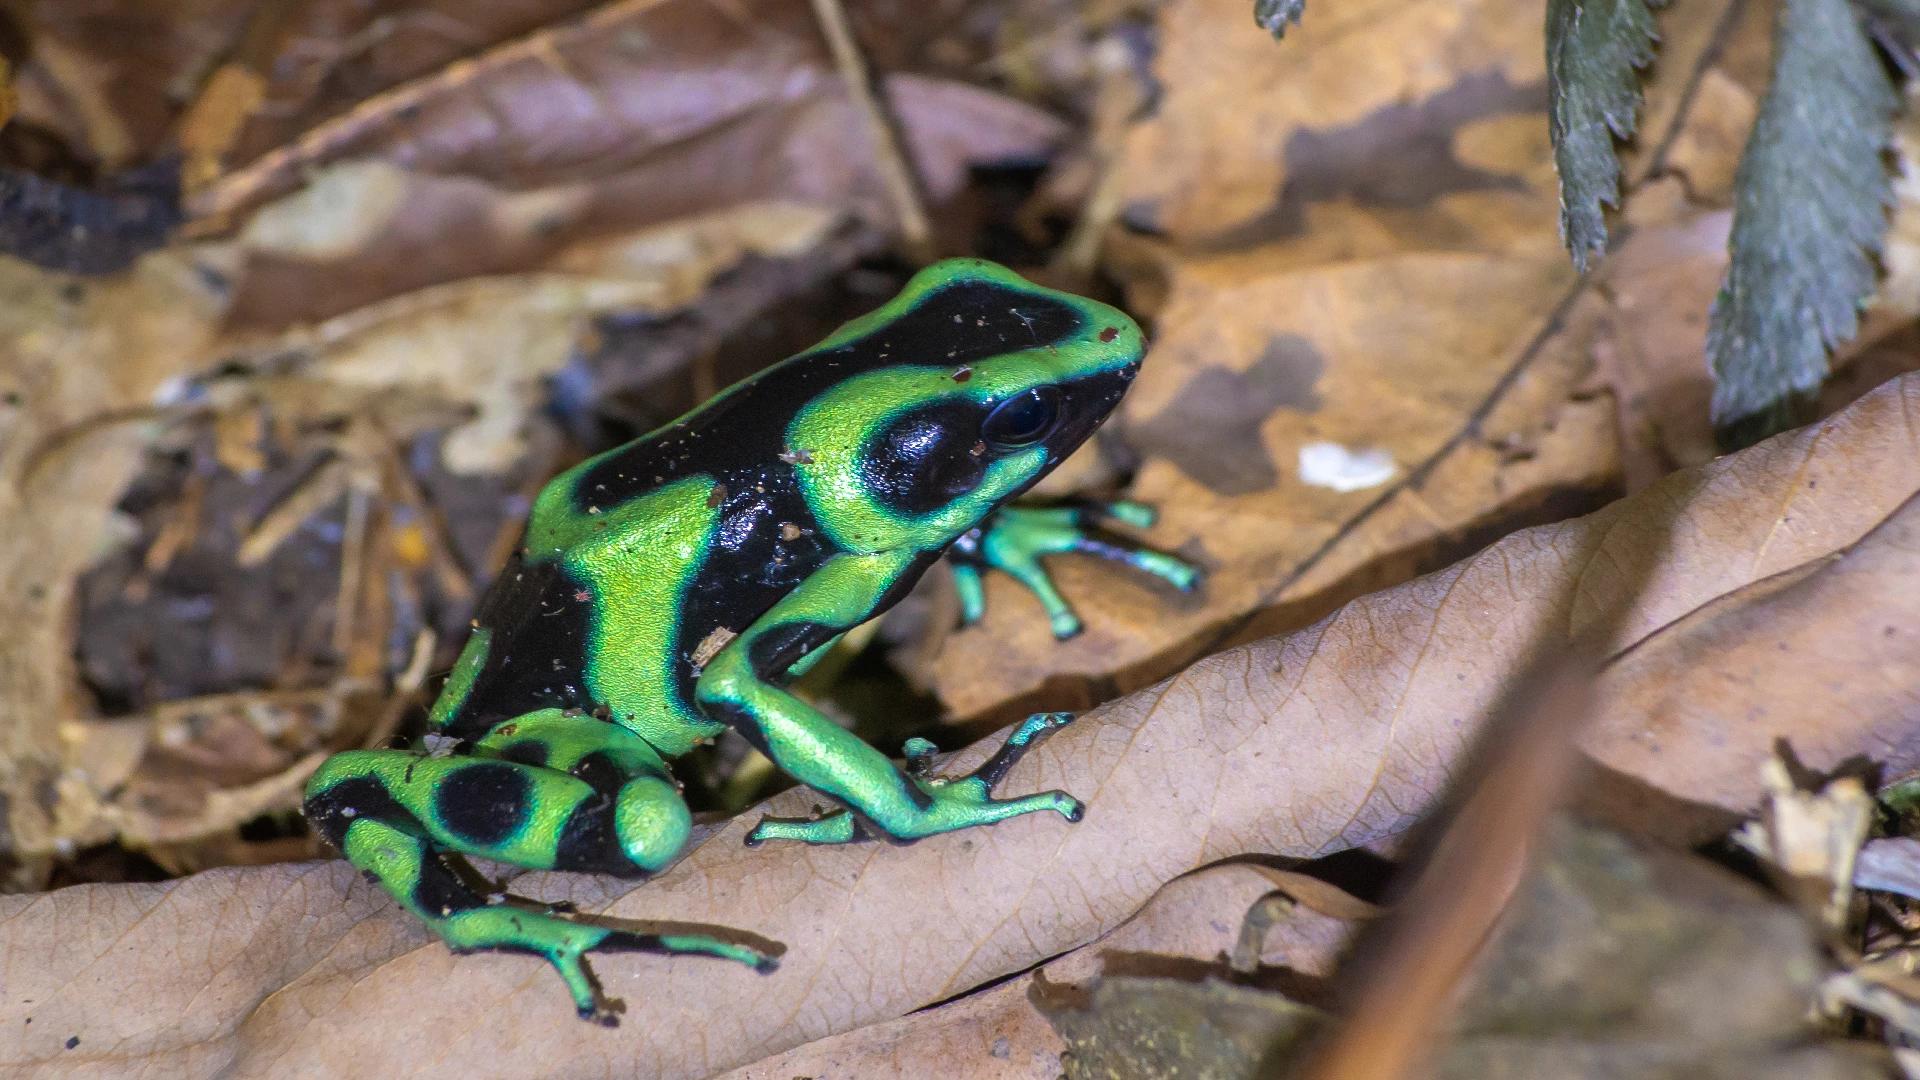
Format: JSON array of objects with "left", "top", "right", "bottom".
[
  {"left": 7, "top": 0, "right": 1920, "bottom": 1077},
  {"left": 12, "top": 363, "right": 1920, "bottom": 1076}
]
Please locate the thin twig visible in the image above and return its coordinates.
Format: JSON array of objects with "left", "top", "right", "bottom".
[
  {"left": 331, "top": 483, "right": 373, "bottom": 660},
  {"left": 362, "top": 627, "right": 438, "bottom": 749},
  {"left": 808, "top": 0, "right": 934, "bottom": 264},
  {"left": 1055, "top": 39, "right": 1147, "bottom": 276},
  {"left": 239, "top": 457, "right": 349, "bottom": 567}
]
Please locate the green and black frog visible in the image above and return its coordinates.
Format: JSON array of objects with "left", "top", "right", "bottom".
[{"left": 303, "top": 258, "right": 1198, "bottom": 1023}]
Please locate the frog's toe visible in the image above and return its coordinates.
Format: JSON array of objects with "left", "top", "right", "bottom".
[
  {"left": 968, "top": 711, "right": 1077, "bottom": 791},
  {"left": 580, "top": 998, "right": 625, "bottom": 1027},
  {"left": 745, "top": 808, "right": 860, "bottom": 847}
]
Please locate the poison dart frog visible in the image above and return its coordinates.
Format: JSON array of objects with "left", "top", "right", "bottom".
[{"left": 303, "top": 258, "right": 1199, "bottom": 1023}]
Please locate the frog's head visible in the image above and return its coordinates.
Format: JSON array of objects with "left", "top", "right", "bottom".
[{"left": 788, "top": 259, "right": 1146, "bottom": 553}]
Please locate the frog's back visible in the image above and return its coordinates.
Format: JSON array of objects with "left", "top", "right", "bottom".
[{"left": 426, "top": 260, "right": 1095, "bottom": 757}]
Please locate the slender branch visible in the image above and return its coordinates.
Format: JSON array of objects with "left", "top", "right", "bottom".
[{"left": 808, "top": 0, "right": 935, "bottom": 263}]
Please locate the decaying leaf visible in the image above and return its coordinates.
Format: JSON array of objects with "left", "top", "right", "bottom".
[
  {"left": 1855, "top": 836, "right": 1920, "bottom": 900},
  {"left": 0, "top": 248, "right": 231, "bottom": 887},
  {"left": 250, "top": 200, "right": 841, "bottom": 474},
  {"left": 1042, "top": 977, "right": 1325, "bottom": 1080},
  {"left": 1117, "top": 0, "right": 1545, "bottom": 243},
  {"left": 9, "top": 364, "right": 1920, "bottom": 1076},
  {"left": 183, "top": 0, "right": 1065, "bottom": 331},
  {"left": 1705, "top": 0, "right": 1897, "bottom": 447}
]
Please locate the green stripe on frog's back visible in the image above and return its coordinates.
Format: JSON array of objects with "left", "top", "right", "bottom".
[
  {"left": 427, "top": 626, "right": 491, "bottom": 730},
  {"left": 528, "top": 474, "right": 729, "bottom": 756}
]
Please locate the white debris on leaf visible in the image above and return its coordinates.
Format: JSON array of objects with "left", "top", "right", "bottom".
[{"left": 1297, "top": 441, "right": 1397, "bottom": 492}]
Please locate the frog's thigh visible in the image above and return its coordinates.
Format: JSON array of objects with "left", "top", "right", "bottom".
[{"left": 306, "top": 748, "right": 688, "bottom": 877}]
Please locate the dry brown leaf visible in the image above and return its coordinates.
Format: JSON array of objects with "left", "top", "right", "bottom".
[
  {"left": 721, "top": 863, "right": 1367, "bottom": 1080},
  {"left": 9, "top": 367, "right": 1920, "bottom": 1076},
  {"left": 190, "top": 0, "right": 1065, "bottom": 330},
  {"left": 926, "top": 0, "right": 1920, "bottom": 721},
  {"left": 248, "top": 200, "right": 839, "bottom": 473},
  {"left": 920, "top": 0, "right": 1591, "bottom": 718},
  {"left": 0, "top": 249, "right": 231, "bottom": 887}
]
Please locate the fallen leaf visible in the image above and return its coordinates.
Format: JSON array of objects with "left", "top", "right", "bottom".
[
  {"left": 1732, "top": 758, "right": 1873, "bottom": 930},
  {"left": 0, "top": 248, "right": 231, "bottom": 887},
  {"left": 1039, "top": 817, "right": 1868, "bottom": 1080},
  {"left": 927, "top": 0, "right": 1920, "bottom": 720},
  {"left": 256, "top": 199, "right": 840, "bottom": 473},
  {"left": 1855, "top": 837, "right": 1920, "bottom": 900},
  {"left": 920, "top": 0, "right": 1606, "bottom": 719},
  {"left": 720, "top": 863, "right": 1367, "bottom": 1080},
  {"left": 191, "top": 0, "right": 1066, "bottom": 330},
  {"left": 9, "top": 366, "right": 1920, "bottom": 1078}
]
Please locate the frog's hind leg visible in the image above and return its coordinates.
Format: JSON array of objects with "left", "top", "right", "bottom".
[
  {"left": 304, "top": 741, "right": 776, "bottom": 1025},
  {"left": 748, "top": 713, "right": 1082, "bottom": 846}
]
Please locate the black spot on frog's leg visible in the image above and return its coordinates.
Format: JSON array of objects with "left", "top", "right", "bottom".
[
  {"left": 1126, "top": 334, "right": 1326, "bottom": 496},
  {"left": 570, "top": 751, "right": 633, "bottom": 796},
  {"left": 432, "top": 762, "right": 533, "bottom": 847},
  {"left": 412, "top": 835, "right": 489, "bottom": 917},
  {"left": 304, "top": 776, "right": 413, "bottom": 849},
  {"left": 495, "top": 740, "right": 550, "bottom": 768},
  {"left": 553, "top": 791, "right": 640, "bottom": 877}
]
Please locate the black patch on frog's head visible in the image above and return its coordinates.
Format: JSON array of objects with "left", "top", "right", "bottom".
[
  {"left": 432, "top": 762, "right": 532, "bottom": 847},
  {"left": 861, "top": 398, "right": 994, "bottom": 516},
  {"left": 857, "top": 360, "right": 1137, "bottom": 519}
]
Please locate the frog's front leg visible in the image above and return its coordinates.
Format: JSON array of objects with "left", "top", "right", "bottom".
[
  {"left": 695, "top": 550, "right": 1083, "bottom": 846},
  {"left": 303, "top": 715, "right": 776, "bottom": 1025},
  {"left": 949, "top": 500, "right": 1200, "bottom": 639}
]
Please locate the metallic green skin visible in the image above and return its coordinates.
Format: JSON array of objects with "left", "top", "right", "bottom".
[{"left": 302, "top": 259, "right": 1198, "bottom": 1023}]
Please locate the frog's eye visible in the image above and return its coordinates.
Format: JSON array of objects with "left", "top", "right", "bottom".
[{"left": 982, "top": 387, "right": 1060, "bottom": 449}]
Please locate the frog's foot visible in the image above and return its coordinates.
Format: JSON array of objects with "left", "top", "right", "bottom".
[
  {"left": 744, "top": 807, "right": 861, "bottom": 847},
  {"left": 744, "top": 712, "right": 1083, "bottom": 847},
  {"left": 444, "top": 901, "right": 778, "bottom": 1025},
  {"left": 950, "top": 501, "right": 1200, "bottom": 639}
]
